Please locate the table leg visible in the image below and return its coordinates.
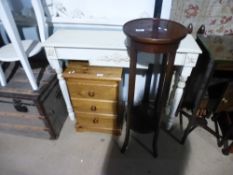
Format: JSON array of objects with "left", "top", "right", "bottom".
[
  {"left": 153, "top": 51, "right": 176, "bottom": 157},
  {"left": 49, "top": 59, "right": 75, "bottom": 121},
  {"left": 166, "top": 66, "right": 193, "bottom": 130},
  {"left": 0, "top": 66, "right": 6, "bottom": 86},
  {"left": 45, "top": 47, "right": 75, "bottom": 121},
  {"left": 121, "top": 48, "right": 137, "bottom": 153}
]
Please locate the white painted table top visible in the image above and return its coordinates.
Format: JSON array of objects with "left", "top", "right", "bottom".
[
  {"left": 43, "top": 29, "right": 202, "bottom": 69},
  {"left": 43, "top": 29, "right": 201, "bottom": 54},
  {"left": 43, "top": 29, "right": 126, "bottom": 50}
]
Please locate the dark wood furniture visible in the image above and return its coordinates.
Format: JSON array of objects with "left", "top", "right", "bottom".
[
  {"left": 0, "top": 61, "right": 67, "bottom": 139},
  {"left": 210, "top": 81, "right": 233, "bottom": 155},
  {"left": 178, "top": 31, "right": 233, "bottom": 147},
  {"left": 64, "top": 61, "right": 123, "bottom": 135},
  {"left": 121, "top": 18, "right": 187, "bottom": 157},
  {"left": 0, "top": 34, "right": 3, "bottom": 46},
  {"left": 213, "top": 110, "right": 233, "bottom": 155}
]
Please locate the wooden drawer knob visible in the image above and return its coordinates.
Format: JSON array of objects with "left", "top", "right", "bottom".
[
  {"left": 93, "top": 118, "right": 99, "bottom": 124},
  {"left": 90, "top": 105, "right": 97, "bottom": 111},
  {"left": 88, "top": 91, "right": 95, "bottom": 97},
  {"left": 13, "top": 99, "right": 28, "bottom": 113},
  {"left": 68, "top": 70, "right": 76, "bottom": 74}
]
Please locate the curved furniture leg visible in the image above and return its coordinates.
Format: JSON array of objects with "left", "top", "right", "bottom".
[
  {"left": 121, "top": 48, "right": 137, "bottom": 153},
  {"left": 180, "top": 122, "right": 197, "bottom": 144},
  {"left": 121, "top": 105, "right": 132, "bottom": 153},
  {"left": 153, "top": 51, "right": 176, "bottom": 157},
  {"left": 52, "top": 59, "right": 75, "bottom": 121}
]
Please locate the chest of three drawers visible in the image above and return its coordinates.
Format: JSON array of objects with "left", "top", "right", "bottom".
[{"left": 64, "top": 62, "right": 123, "bottom": 135}]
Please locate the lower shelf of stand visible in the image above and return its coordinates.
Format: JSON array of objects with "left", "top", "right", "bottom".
[{"left": 130, "top": 103, "right": 157, "bottom": 134}]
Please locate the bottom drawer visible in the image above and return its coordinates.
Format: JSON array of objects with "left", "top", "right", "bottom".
[{"left": 76, "top": 112, "right": 121, "bottom": 135}]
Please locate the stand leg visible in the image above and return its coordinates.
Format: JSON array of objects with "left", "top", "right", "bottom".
[
  {"left": 121, "top": 48, "right": 137, "bottom": 153},
  {"left": 153, "top": 51, "right": 176, "bottom": 157},
  {"left": 143, "top": 64, "right": 154, "bottom": 103},
  {"left": 222, "top": 141, "right": 230, "bottom": 155},
  {"left": 121, "top": 105, "right": 132, "bottom": 153},
  {"left": 152, "top": 117, "right": 159, "bottom": 157}
]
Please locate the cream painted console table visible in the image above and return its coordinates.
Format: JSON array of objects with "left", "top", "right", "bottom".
[{"left": 43, "top": 29, "right": 201, "bottom": 124}]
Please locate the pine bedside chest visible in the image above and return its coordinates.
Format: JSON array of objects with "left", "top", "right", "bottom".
[{"left": 64, "top": 61, "right": 123, "bottom": 135}]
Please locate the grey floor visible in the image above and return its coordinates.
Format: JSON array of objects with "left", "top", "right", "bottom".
[{"left": 0, "top": 117, "right": 233, "bottom": 175}]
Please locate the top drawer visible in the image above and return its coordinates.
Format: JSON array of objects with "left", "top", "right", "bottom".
[
  {"left": 67, "top": 79, "right": 119, "bottom": 100},
  {"left": 64, "top": 61, "right": 122, "bottom": 81}
]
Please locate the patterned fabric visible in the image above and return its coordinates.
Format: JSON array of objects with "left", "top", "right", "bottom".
[
  {"left": 199, "top": 35, "right": 233, "bottom": 61},
  {"left": 170, "top": 0, "right": 233, "bottom": 36}
]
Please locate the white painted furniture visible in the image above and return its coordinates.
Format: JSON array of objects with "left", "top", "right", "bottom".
[
  {"left": 165, "top": 40, "right": 202, "bottom": 129},
  {"left": 43, "top": 29, "right": 202, "bottom": 121},
  {"left": 0, "top": 0, "right": 47, "bottom": 90}
]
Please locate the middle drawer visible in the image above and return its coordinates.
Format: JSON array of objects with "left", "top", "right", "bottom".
[
  {"left": 67, "top": 79, "right": 119, "bottom": 100},
  {"left": 72, "top": 98, "right": 118, "bottom": 114}
]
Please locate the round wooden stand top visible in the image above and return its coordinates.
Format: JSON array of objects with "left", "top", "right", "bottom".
[{"left": 123, "top": 18, "right": 188, "bottom": 45}]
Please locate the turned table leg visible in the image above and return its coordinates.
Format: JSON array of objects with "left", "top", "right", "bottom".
[
  {"left": 45, "top": 47, "right": 75, "bottom": 121},
  {"left": 166, "top": 61, "right": 197, "bottom": 130}
]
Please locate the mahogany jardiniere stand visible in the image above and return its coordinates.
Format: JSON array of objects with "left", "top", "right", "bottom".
[{"left": 121, "top": 18, "right": 187, "bottom": 157}]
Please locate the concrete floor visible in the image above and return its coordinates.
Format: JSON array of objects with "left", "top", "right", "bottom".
[{"left": 0, "top": 117, "right": 233, "bottom": 175}]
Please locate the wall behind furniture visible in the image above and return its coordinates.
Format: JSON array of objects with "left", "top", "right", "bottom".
[
  {"left": 1, "top": 0, "right": 155, "bottom": 26},
  {"left": 44, "top": 0, "right": 155, "bottom": 25},
  {"left": 0, "top": 0, "right": 156, "bottom": 40},
  {"left": 170, "top": 0, "right": 233, "bottom": 35}
]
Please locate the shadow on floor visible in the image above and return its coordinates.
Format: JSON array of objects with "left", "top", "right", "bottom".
[{"left": 102, "top": 128, "right": 190, "bottom": 175}]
